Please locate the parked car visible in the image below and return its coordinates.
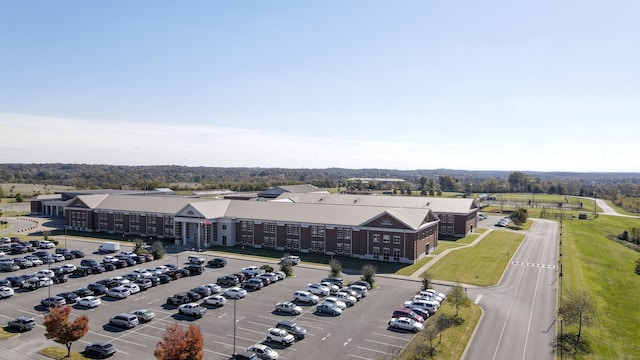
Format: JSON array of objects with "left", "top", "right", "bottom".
[
  {"left": 275, "top": 302, "right": 302, "bottom": 315},
  {"left": 185, "top": 264, "right": 204, "bottom": 276},
  {"left": 217, "top": 275, "right": 240, "bottom": 286},
  {"left": 293, "top": 291, "right": 319, "bottom": 304},
  {"left": 280, "top": 255, "right": 300, "bottom": 265},
  {"left": 275, "top": 320, "right": 307, "bottom": 340},
  {"left": 247, "top": 344, "right": 279, "bottom": 360},
  {"left": 35, "top": 269, "right": 55, "bottom": 278},
  {"left": 101, "top": 262, "right": 116, "bottom": 272},
  {"left": 38, "top": 241, "right": 55, "bottom": 249},
  {"left": 306, "top": 283, "right": 330, "bottom": 296},
  {"left": 203, "top": 294, "right": 227, "bottom": 307},
  {"left": 202, "top": 283, "right": 221, "bottom": 294},
  {"left": 87, "top": 283, "right": 108, "bottom": 296},
  {"left": 109, "top": 313, "right": 139, "bottom": 328},
  {"left": 57, "top": 291, "right": 80, "bottom": 304},
  {"left": 241, "top": 266, "right": 265, "bottom": 278},
  {"left": 61, "top": 264, "right": 77, "bottom": 274},
  {"left": 13, "top": 257, "right": 33, "bottom": 269},
  {"left": 178, "top": 303, "right": 208, "bottom": 317},
  {"left": 321, "top": 277, "right": 344, "bottom": 287},
  {"left": 224, "top": 287, "right": 247, "bottom": 299},
  {"left": 265, "top": 327, "right": 295, "bottom": 346},
  {"left": 207, "top": 258, "right": 227, "bottom": 268},
  {"left": 41, "top": 296, "right": 66, "bottom": 307},
  {"left": 335, "top": 291, "right": 357, "bottom": 306},
  {"left": 70, "top": 250, "right": 86, "bottom": 258},
  {"left": 351, "top": 280, "right": 371, "bottom": 290},
  {"left": 131, "top": 309, "right": 155, "bottom": 322},
  {"left": 8, "top": 316, "right": 36, "bottom": 332},
  {"left": 191, "top": 285, "right": 212, "bottom": 297},
  {"left": 391, "top": 308, "right": 424, "bottom": 323},
  {"left": 167, "top": 293, "right": 191, "bottom": 306},
  {"left": 241, "top": 278, "right": 263, "bottom": 291},
  {"left": 73, "top": 288, "right": 95, "bottom": 298},
  {"left": 0, "top": 286, "right": 14, "bottom": 299},
  {"left": 106, "top": 286, "right": 131, "bottom": 299},
  {"left": 85, "top": 342, "right": 116, "bottom": 358},
  {"left": 349, "top": 284, "right": 368, "bottom": 297},
  {"left": 403, "top": 299, "right": 439, "bottom": 315},
  {"left": 134, "top": 278, "right": 153, "bottom": 290},
  {"left": 316, "top": 303, "right": 342, "bottom": 316},
  {"left": 78, "top": 296, "right": 102, "bottom": 308},
  {"left": 25, "top": 255, "right": 43, "bottom": 266},
  {"left": 388, "top": 317, "right": 424, "bottom": 332},
  {"left": 322, "top": 297, "right": 347, "bottom": 310}
]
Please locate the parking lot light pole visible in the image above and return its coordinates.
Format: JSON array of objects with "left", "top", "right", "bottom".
[{"left": 233, "top": 298, "right": 237, "bottom": 356}]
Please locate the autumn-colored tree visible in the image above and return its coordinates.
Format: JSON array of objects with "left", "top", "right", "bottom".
[
  {"left": 43, "top": 305, "right": 89, "bottom": 358},
  {"left": 154, "top": 323, "right": 204, "bottom": 360}
]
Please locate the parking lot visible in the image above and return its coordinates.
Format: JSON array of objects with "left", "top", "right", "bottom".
[{"left": 1, "top": 238, "right": 427, "bottom": 360}]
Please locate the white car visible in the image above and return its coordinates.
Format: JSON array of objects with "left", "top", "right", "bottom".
[
  {"left": 178, "top": 303, "right": 207, "bottom": 317},
  {"left": 306, "top": 283, "right": 329, "bottom": 296},
  {"left": 247, "top": 344, "right": 279, "bottom": 360},
  {"left": 61, "top": 264, "right": 77, "bottom": 274},
  {"left": 388, "top": 317, "right": 424, "bottom": 332},
  {"left": 52, "top": 254, "right": 65, "bottom": 262},
  {"left": 78, "top": 296, "right": 101, "bottom": 308},
  {"left": 241, "top": 266, "right": 265, "bottom": 278},
  {"left": 107, "top": 286, "right": 131, "bottom": 299},
  {"left": 293, "top": 291, "right": 319, "bottom": 304},
  {"left": 335, "top": 292, "right": 357, "bottom": 306},
  {"left": 131, "top": 309, "right": 155, "bottom": 322},
  {"left": 25, "top": 256, "right": 43, "bottom": 266},
  {"left": 202, "top": 295, "right": 227, "bottom": 307},
  {"left": 0, "top": 250, "right": 5, "bottom": 258},
  {"left": 349, "top": 284, "right": 368, "bottom": 297},
  {"left": 0, "top": 237, "right": 11, "bottom": 243},
  {"left": 322, "top": 297, "right": 347, "bottom": 310},
  {"left": 419, "top": 289, "right": 446, "bottom": 302},
  {"left": 153, "top": 265, "right": 169, "bottom": 274},
  {"left": 131, "top": 269, "right": 153, "bottom": 278},
  {"left": 0, "top": 286, "right": 14, "bottom": 299},
  {"left": 38, "top": 241, "right": 55, "bottom": 249},
  {"left": 103, "top": 256, "right": 117, "bottom": 263},
  {"left": 35, "top": 269, "right": 55, "bottom": 278},
  {"left": 266, "top": 327, "right": 295, "bottom": 346},
  {"left": 122, "top": 283, "right": 140, "bottom": 294},
  {"left": 224, "top": 287, "right": 247, "bottom": 299},
  {"left": 403, "top": 300, "right": 439, "bottom": 315},
  {"left": 320, "top": 282, "right": 340, "bottom": 294},
  {"left": 202, "top": 283, "right": 222, "bottom": 294}
]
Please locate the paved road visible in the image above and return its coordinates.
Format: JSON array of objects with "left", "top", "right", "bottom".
[{"left": 465, "top": 219, "right": 558, "bottom": 360}]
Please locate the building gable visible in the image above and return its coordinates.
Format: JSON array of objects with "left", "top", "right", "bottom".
[{"left": 362, "top": 213, "right": 412, "bottom": 230}]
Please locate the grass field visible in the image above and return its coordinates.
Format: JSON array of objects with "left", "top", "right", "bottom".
[
  {"left": 561, "top": 216, "right": 640, "bottom": 359},
  {"left": 399, "top": 302, "right": 482, "bottom": 360},
  {"left": 39, "top": 347, "right": 88, "bottom": 360},
  {"left": 424, "top": 230, "right": 524, "bottom": 286},
  {"left": 395, "top": 256, "right": 433, "bottom": 276},
  {"left": 0, "top": 183, "right": 73, "bottom": 197}
]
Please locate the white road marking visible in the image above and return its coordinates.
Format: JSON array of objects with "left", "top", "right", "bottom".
[
  {"left": 363, "top": 338, "right": 405, "bottom": 348},
  {"left": 343, "top": 337, "right": 352, "bottom": 346},
  {"left": 356, "top": 346, "right": 397, "bottom": 356},
  {"left": 371, "top": 332, "right": 412, "bottom": 341},
  {"left": 474, "top": 294, "right": 483, "bottom": 304},
  {"left": 322, "top": 333, "right": 331, "bottom": 341}
]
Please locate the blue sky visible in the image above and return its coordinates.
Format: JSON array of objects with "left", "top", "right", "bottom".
[{"left": 1, "top": 1, "right": 638, "bottom": 172}]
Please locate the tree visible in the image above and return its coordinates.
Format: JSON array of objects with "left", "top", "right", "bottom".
[
  {"left": 423, "top": 315, "right": 440, "bottom": 357},
  {"left": 558, "top": 290, "right": 596, "bottom": 350},
  {"left": 43, "top": 305, "right": 89, "bottom": 358},
  {"left": 151, "top": 241, "right": 165, "bottom": 260},
  {"left": 421, "top": 272, "right": 433, "bottom": 291},
  {"left": 510, "top": 208, "right": 528, "bottom": 226},
  {"left": 329, "top": 259, "right": 342, "bottom": 278},
  {"left": 446, "top": 283, "right": 471, "bottom": 317},
  {"left": 280, "top": 259, "right": 293, "bottom": 277},
  {"left": 361, "top": 264, "right": 376, "bottom": 287},
  {"left": 154, "top": 323, "right": 204, "bottom": 360},
  {"left": 260, "top": 264, "right": 274, "bottom": 273}
]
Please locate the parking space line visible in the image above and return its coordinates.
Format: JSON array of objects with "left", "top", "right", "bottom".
[
  {"left": 224, "top": 333, "right": 262, "bottom": 343},
  {"left": 356, "top": 346, "right": 398, "bottom": 356},
  {"left": 348, "top": 354, "right": 374, "bottom": 360},
  {"left": 203, "top": 347, "right": 233, "bottom": 358},
  {"left": 371, "top": 332, "right": 412, "bottom": 341},
  {"left": 237, "top": 326, "right": 266, "bottom": 335},
  {"left": 248, "top": 320, "right": 274, "bottom": 328},
  {"left": 363, "top": 338, "right": 405, "bottom": 348}
]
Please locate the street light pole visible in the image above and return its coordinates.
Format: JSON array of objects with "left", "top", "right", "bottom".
[{"left": 233, "top": 298, "right": 237, "bottom": 356}]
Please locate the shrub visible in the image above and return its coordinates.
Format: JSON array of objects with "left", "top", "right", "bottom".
[{"left": 260, "top": 264, "right": 274, "bottom": 273}]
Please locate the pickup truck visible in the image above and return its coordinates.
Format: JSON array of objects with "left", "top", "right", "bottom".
[
  {"left": 178, "top": 303, "right": 207, "bottom": 317},
  {"left": 241, "top": 266, "right": 265, "bottom": 278}
]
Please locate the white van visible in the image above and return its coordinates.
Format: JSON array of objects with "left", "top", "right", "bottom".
[{"left": 99, "top": 242, "right": 120, "bottom": 253}]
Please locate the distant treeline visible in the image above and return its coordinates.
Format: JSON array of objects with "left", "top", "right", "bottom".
[{"left": 1, "top": 164, "right": 640, "bottom": 212}]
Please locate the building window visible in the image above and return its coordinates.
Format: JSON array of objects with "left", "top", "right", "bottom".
[
  {"left": 115, "top": 224, "right": 123, "bottom": 232},
  {"left": 222, "top": 235, "right": 227, "bottom": 246},
  {"left": 115, "top": 213, "right": 123, "bottom": 222},
  {"left": 311, "top": 240, "right": 324, "bottom": 252},
  {"left": 242, "top": 221, "right": 254, "bottom": 232},
  {"left": 318, "top": 226, "right": 325, "bottom": 237},
  {"left": 373, "top": 247, "right": 380, "bottom": 259},
  {"left": 393, "top": 248, "right": 400, "bottom": 261},
  {"left": 131, "top": 214, "right": 139, "bottom": 223},
  {"left": 130, "top": 225, "right": 140, "bottom": 233},
  {"left": 336, "top": 243, "right": 351, "bottom": 255},
  {"left": 383, "top": 248, "right": 390, "bottom": 260},
  {"left": 148, "top": 226, "right": 157, "bottom": 235},
  {"left": 222, "top": 224, "right": 227, "bottom": 230},
  {"left": 264, "top": 223, "right": 276, "bottom": 234},
  {"left": 393, "top": 235, "right": 401, "bottom": 244},
  {"left": 286, "top": 224, "right": 299, "bottom": 236},
  {"left": 286, "top": 238, "right": 300, "bottom": 249},
  {"left": 163, "top": 216, "right": 173, "bottom": 225},
  {"left": 337, "top": 228, "right": 351, "bottom": 240},
  {"left": 147, "top": 215, "right": 156, "bottom": 224},
  {"left": 373, "top": 234, "right": 380, "bottom": 243},
  {"left": 311, "top": 225, "right": 324, "bottom": 237},
  {"left": 264, "top": 236, "right": 276, "bottom": 248},
  {"left": 383, "top": 235, "right": 390, "bottom": 243},
  {"left": 241, "top": 234, "right": 253, "bottom": 245},
  {"left": 99, "top": 212, "right": 108, "bottom": 221}
]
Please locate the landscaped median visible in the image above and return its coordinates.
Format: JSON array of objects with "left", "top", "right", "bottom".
[{"left": 424, "top": 230, "right": 525, "bottom": 286}]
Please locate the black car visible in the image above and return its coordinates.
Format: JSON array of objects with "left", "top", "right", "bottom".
[
  {"left": 186, "top": 291, "right": 202, "bottom": 301},
  {"left": 16, "top": 241, "right": 36, "bottom": 252},
  {"left": 73, "top": 266, "right": 92, "bottom": 277},
  {"left": 61, "top": 251, "right": 76, "bottom": 260},
  {"left": 8, "top": 316, "right": 36, "bottom": 332},
  {"left": 57, "top": 291, "right": 80, "bottom": 304},
  {"left": 207, "top": 258, "right": 227, "bottom": 268},
  {"left": 144, "top": 274, "right": 161, "bottom": 286},
  {"left": 122, "top": 257, "right": 136, "bottom": 266},
  {"left": 52, "top": 274, "right": 68, "bottom": 284},
  {"left": 5, "top": 276, "right": 26, "bottom": 288},
  {"left": 185, "top": 265, "right": 204, "bottom": 276},
  {"left": 10, "top": 244, "right": 28, "bottom": 254},
  {"left": 40, "top": 255, "right": 55, "bottom": 264},
  {"left": 171, "top": 268, "right": 190, "bottom": 280},
  {"left": 80, "top": 259, "right": 99, "bottom": 267},
  {"left": 89, "top": 265, "right": 106, "bottom": 274},
  {"left": 96, "top": 278, "right": 120, "bottom": 289},
  {"left": 74, "top": 288, "right": 94, "bottom": 298},
  {"left": 276, "top": 320, "right": 307, "bottom": 340},
  {"left": 70, "top": 250, "right": 86, "bottom": 258},
  {"left": 13, "top": 257, "right": 33, "bottom": 269},
  {"left": 112, "top": 260, "right": 127, "bottom": 269},
  {"left": 157, "top": 274, "right": 172, "bottom": 284},
  {"left": 0, "top": 279, "right": 11, "bottom": 287},
  {"left": 87, "top": 283, "right": 108, "bottom": 295},
  {"left": 131, "top": 255, "right": 146, "bottom": 264},
  {"left": 33, "top": 251, "right": 50, "bottom": 258},
  {"left": 85, "top": 342, "right": 116, "bottom": 358},
  {"left": 322, "top": 277, "right": 345, "bottom": 287},
  {"left": 217, "top": 275, "right": 240, "bottom": 286},
  {"left": 101, "top": 262, "right": 116, "bottom": 271}
]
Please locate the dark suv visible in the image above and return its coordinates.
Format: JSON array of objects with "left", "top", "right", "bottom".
[
  {"left": 87, "top": 283, "right": 108, "bottom": 295},
  {"left": 207, "top": 258, "right": 227, "bottom": 268},
  {"left": 80, "top": 259, "right": 99, "bottom": 267},
  {"left": 276, "top": 320, "right": 307, "bottom": 340},
  {"left": 167, "top": 292, "right": 191, "bottom": 305},
  {"left": 217, "top": 275, "right": 239, "bottom": 286}
]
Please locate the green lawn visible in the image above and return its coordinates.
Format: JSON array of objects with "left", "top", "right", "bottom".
[
  {"left": 395, "top": 256, "right": 433, "bottom": 276},
  {"left": 561, "top": 216, "right": 640, "bottom": 359},
  {"left": 424, "top": 231, "right": 524, "bottom": 286},
  {"left": 399, "top": 302, "right": 482, "bottom": 360},
  {"left": 431, "top": 241, "right": 465, "bottom": 255}
]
